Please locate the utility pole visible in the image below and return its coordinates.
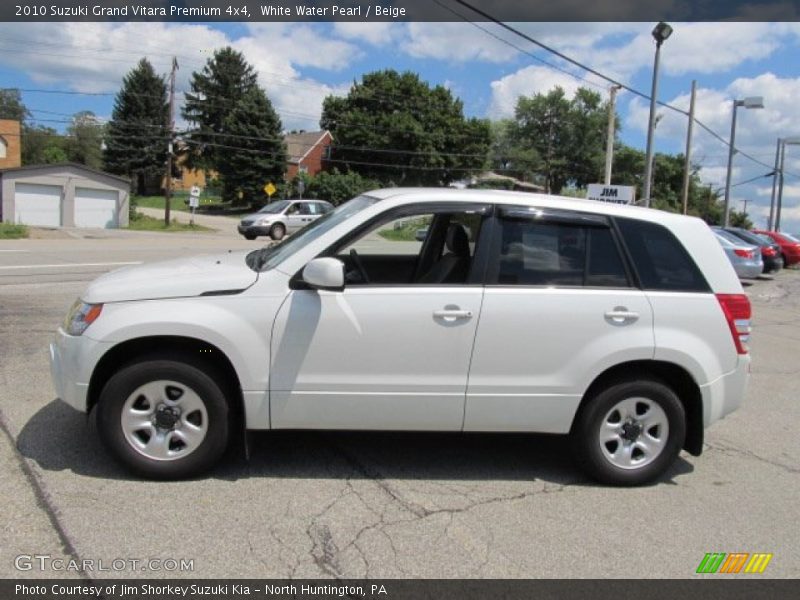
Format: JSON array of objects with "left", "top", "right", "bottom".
[
  {"left": 164, "top": 57, "right": 178, "bottom": 227},
  {"left": 768, "top": 138, "right": 781, "bottom": 230},
  {"left": 604, "top": 85, "right": 621, "bottom": 185},
  {"left": 681, "top": 80, "right": 696, "bottom": 215}
]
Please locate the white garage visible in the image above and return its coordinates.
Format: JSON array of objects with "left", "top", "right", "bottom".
[
  {"left": 13, "top": 183, "right": 62, "bottom": 227},
  {"left": 0, "top": 163, "right": 129, "bottom": 229},
  {"left": 75, "top": 187, "right": 118, "bottom": 228}
]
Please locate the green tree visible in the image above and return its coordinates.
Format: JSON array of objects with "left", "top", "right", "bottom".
[
  {"left": 217, "top": 86, "right": 286, "bottom": 205},
  {"left": 65, "top": 111, "right": 104, "bottom": 169},
  {"left": 20, "top": 125, "right": 67, "bottom": 165},
  {"left": 320, "top": 70, "right": 491, "bottom": 186},
  {"left": 511, "top": 86, "right": 612, "bottom": 193},
  {"left": 0, "top": 89, "right": 29, "bottom": 120},
  {"left": 289, "top": 168, "right": 381, "bottom": 206},
  {"left": 489, "top": 119, "right": 539, "bottom": 181},
  {"left": 183, "top": 47, "right": 258, "bottom": 171},
  {"left": 104, "top": 58, "right": 168, "bottom": 194}
]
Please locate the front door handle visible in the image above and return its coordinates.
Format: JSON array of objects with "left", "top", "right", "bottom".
[
  {"left": 433, "top": 309, "right": 473, "bottom": 320},
  {"left": 604, "top": 307, "right": 639, "bottom": 324}
]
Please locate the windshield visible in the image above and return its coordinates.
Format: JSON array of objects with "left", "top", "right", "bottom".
[
  {"left": 257, "top": 200, "right": 291, "bottom": 214},
  {"left": 246, "top": 195, "right": 379, "bottom": 272}
]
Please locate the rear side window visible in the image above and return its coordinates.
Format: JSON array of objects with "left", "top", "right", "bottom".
[
  {"left": 488, "top": 218, "right": 629, "bottom": 287},
  {"left": 616, "top": 218, "right": 710, "bottom": 292}
]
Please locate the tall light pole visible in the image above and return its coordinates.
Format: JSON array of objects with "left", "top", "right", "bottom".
[
  {"left": 681, "top": 80, "right": 697, "bottom": 215},
  {"left": 643, "top": 21, "right": 672, "bottom": 207},
  {"left": 775, "top": 137, "right": 800, "bottom": 231},
  {"left": 722, "top": 96, "right": 764, "bottom": 226}
]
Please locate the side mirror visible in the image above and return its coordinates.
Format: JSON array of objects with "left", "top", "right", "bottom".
[{"left": 302, "top": 257, "right": 345, "bottom": 291}]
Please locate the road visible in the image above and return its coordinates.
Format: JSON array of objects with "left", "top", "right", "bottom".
[{"left": 0, "top": 231, "right": 798, "bottom": 579}]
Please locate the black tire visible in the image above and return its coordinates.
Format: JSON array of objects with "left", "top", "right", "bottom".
[
  {"left": 244, "top": 233, "right": 257, "bottom": 241},
  {"left": 96, "top": 359, "right": 230, "bottom": 479},
  {"left": 571, "top": 378, "right": 686, "bottom": 486},
  {"left": 270, "top": 223, "right": 286, "bottom": 241}
]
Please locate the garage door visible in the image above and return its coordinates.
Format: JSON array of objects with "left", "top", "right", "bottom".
[
  {"left": 75, "top": 187, "right": 118, "bottom": 228},
  {"left": 14, "top": 183, "right": 62, "bottom": 227}
]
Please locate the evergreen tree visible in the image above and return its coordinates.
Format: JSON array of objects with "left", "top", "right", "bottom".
[
  {"left": 217, "top": 86, "right": 286, "bottom": 204},
  {"left": 183, "top": 47, "right": 257, "bottom": 171},
  {"left": 104, "top": 58, "right": 168, "bottom": 194}
]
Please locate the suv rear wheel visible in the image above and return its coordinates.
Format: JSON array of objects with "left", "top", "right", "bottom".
[
  {"left": 572, "top": 378, "right": 686, "bottom": 486},
  {"left": 96, "top": 358, "right": 230, "bottom": 479}
]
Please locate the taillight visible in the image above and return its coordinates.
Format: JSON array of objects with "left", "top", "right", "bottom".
[
  {"left": 716, "top": 294, "right": 751, "bottom": 355},
  {"left": 762, "top": 247, "right": 776, "bottom": 257},
  {"left": 733, "top": 249, "right": 753, "bottom": 258}
]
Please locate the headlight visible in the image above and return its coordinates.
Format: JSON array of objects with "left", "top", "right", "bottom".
[
  {"left": 256, "top": 217, "right": 273, "bottom": 226},
  {"left": 63, "top": 300, "right": 103, "bottom": 336}
]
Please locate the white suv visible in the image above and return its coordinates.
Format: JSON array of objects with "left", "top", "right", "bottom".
[{"left": 50, "top": 189, "right": 751, "bottom": 485}]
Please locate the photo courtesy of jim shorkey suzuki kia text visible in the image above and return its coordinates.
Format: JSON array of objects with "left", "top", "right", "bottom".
[{"left": 15, "top": 583, "right": 384, "bottom": 596}]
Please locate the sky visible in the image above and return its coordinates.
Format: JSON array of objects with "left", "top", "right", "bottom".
[{"left": 1, "top": 20, "right": 800, "bottom": 232}]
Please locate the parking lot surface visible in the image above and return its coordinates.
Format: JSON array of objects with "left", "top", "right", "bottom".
[{"left": 1, "top": 232, "right": 798, "bottom": 579}]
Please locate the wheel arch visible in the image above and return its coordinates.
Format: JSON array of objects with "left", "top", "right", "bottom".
[
  {"left": 571, "top": 360, "right": 704, "bottom": 456},
  {"left": 87, "top": 336, "right": 245, "bottom": 437}
]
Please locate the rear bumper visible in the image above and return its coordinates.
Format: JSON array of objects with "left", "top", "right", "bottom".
[
  {"left": 763, "top": 255, "right": 783, "bottom": 272},
  {"left": 700, "top": 355, "right": 750, "bottom": 428},
  {"left": 735, "top": 262, "right": 763, "bottom": 279}
]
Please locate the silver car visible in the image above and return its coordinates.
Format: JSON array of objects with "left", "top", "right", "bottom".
[
  {"left": 713, "top": 229, "right": 763, "bottom": 279},
  {"left": 238, "top": 199, "right": 333, "bottom": 241}
]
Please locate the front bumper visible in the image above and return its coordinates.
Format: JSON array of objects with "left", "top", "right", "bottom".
[{"left": 49, "top": 328, "right": 110, "bottom": 412}]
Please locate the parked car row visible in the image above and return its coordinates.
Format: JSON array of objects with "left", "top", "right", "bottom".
[{"left": 711, "top": 226, "right": 800, "bottom": 279}]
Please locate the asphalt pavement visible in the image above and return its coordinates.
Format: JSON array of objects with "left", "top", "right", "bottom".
[{"left": 0, "top": 231, "right": 797, "bottom": 579}]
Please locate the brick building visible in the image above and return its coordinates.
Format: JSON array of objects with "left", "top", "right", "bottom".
[
  {"left": 285, "top": 130, "right": 332, "bottom": 180},
  {"left": 0, "top": 120, "right": 22, "bottom": 170}
]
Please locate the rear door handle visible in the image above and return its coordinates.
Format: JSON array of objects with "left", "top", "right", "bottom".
[
  {"left": 604, "top": 307, "right": 639, "bottom": 324},
  {"left": 433, "top": 309, "right": 473, "bottom": 320}
]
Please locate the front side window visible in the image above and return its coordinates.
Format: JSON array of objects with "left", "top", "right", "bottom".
[
  {"left": 247, "top": 195, "right": 379, "bottom": 271},
  {"left": 487, "top": 216, "right": 629, "bottom": 288},
  {"left": 327, "top": 206, "right": 487, "bottom": 285}
]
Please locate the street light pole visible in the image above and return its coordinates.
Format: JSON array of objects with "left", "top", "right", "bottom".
[
  {"left": 681, "top": 80, "right": 697, "bottom": 215},
  {"left": 722, "top": 100, "right": 739, "bottom": 227},
  {"left": 776, "top": 137, "right": 800, "bottom": 231},
  {"left": 643, "top": 22, "right": 672, "bottom": 206},
  {"left": 722, "top": 96, "right": 764, "bottom": 227}
]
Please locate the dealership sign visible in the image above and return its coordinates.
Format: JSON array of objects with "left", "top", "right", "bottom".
[{"left": 587, "top": 184, "right": 635, "bottom": 204}]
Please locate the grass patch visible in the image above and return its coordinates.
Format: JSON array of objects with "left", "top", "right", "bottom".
[
  {"left": 134, "top": 194, "right": 223, "bottom": 212},
  {"left": 127, "top": 214, "right": 211, "bottom": 232},
  {"left": 0, "top": 223, "right": 29, "bottom": 239},
  {"left": 377, "top": 217, "right": 430, "bottom": 242}
]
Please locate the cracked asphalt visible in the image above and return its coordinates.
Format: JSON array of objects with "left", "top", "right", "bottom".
[{"left": 0, "top": 233, "right": 798, "bottom": 579}]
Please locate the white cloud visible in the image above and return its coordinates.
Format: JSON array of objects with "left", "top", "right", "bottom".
[
  {"left": 0, "top": 22, "right": 363, "bottom": 131},
  {"left": 625, "top": 73, "right": 800, "bottom": 232},
  {"left": 401, "top": 22, "right": 519, "bottom": 63},
  {"left": 487, "top": 65, "right": 600, "bottom": 118},
  {"left": 332, "top": 22, "right": 401, "bottom": 46}
]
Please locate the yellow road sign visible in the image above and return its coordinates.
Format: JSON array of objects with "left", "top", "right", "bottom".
[{"left": 264, "top": 182, "right": 276, "bottom": 197}]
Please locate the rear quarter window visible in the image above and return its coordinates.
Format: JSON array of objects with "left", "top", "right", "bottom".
[{"left": 616, "top": 217, "right": 710, "bottom": 293}]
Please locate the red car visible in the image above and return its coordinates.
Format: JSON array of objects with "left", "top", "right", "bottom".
[{"left": 754, "top": 230, "right": 800, "bottom": 266}]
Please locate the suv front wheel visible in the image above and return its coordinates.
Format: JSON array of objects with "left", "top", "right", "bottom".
[
  {"left": 96, "top": 358, "right": 230, "bottom": 479},
  {"left": 572, "top": 378, "right": 686, "bottom": 486}
]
